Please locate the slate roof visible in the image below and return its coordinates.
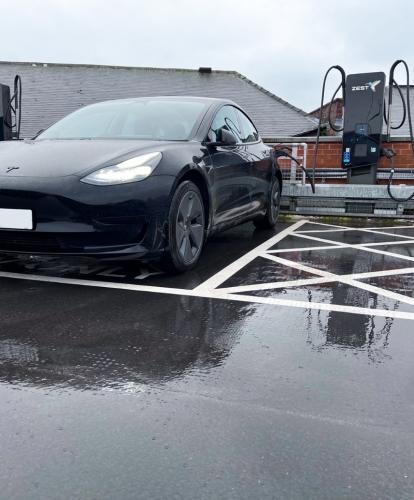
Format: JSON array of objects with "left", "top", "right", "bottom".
[{"left": 0, "top": 61, "right": 318, "bottom": 140}]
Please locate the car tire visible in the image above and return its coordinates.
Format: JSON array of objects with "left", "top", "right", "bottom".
[
  {"left": 253, "top": 177, "right": 281, "bottom": 230},
  {"left": 161, "top": 181, "right": 206, "bottom": 273}
]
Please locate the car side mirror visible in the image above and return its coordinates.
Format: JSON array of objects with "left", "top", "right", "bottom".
[
  {"left": 204, "top": 128, "right": 238, "bottom": 147},
  {"left": 219, "top": 128, "right": 237, "bottom": 146}
]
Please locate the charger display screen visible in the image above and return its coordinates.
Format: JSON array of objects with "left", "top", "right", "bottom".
[{"left": 354, "top": 143, "right": 368, "bottom": 157}]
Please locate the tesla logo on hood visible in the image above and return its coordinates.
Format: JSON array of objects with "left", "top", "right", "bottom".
[
  {"left": 352, "top": 80, "right": 381, "bottom": 92},
  {"left": 5, "top": 167, "right": 20, "bottom": 173}
]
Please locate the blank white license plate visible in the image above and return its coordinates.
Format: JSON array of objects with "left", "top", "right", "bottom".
[{"left": 0, "top": 208, "right": 33, "bottom": 230}]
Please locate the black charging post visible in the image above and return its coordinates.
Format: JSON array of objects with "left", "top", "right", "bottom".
[
  {"left": 341, "top": 72, "right": 386, "bottom": 184},
  {"left": 0, "top": 83, "right": 12, "bottom": 141},
  {"left": 0, "top": 75, "right": 22, "bottom": 142}
]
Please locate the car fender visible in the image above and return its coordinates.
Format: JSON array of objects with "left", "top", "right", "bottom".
[{"left": 168, "top": 162, "right": 214, "bottom": 234}]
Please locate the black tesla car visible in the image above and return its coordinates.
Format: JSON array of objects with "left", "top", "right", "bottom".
[{"left": 0, "top": 96, "right": 282, "bottom": 272}]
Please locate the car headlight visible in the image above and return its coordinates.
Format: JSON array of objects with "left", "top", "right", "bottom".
[{"left": 81, "top": 152, "right": 162, "bottom": 186}]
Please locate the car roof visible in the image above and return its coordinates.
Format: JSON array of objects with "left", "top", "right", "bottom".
[{"left": 91, "top": 96, "right": 237, "bottom": 106}]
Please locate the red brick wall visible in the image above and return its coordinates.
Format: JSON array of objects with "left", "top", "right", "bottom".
[
  {"left": 309, "top": 99, "right": 344, "bottom": 136},
  {"left": 300, "top": 142, "right": 414, "bottom": 169},
  {"left": 274, "top": 140, "right": 414, "bottom": 184}
]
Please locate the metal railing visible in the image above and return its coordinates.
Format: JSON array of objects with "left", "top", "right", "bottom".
[
  {"left": 270, "top": 141, "right": 414, "bottom": 185},
  {"left": 273, "top": 142, "right": 308, "bottom": 185}
]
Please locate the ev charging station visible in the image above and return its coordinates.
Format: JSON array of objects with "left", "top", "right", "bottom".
[
  {"left": 278, "top": 59, "right": 414, "bottom": 216},
  {"left": 0, "top": 75, "right": 21, "bottom": 142},
  {"left": 1, "top": 62, "right": 414, "bottom": 216},
  {"left": 0, "top": 83, "right": 12, "bottom": 141},
  {"left": 341, "top": 71, "right": 386, "bottom": 185}
]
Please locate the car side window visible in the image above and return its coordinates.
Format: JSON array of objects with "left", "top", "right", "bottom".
[
  {"left": 236, "top": 110, "right": 260, "bottom": 143},
  {"left": 210, "top": 106, "right": 242, "bottom": 144}
]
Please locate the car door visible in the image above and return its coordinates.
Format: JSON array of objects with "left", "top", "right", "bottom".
[
  {"left": 208, "top": 105, "right": 254, "bottom": 227},
  {"left": 236, "top": 108, "right": 272, "bottom": 211}
]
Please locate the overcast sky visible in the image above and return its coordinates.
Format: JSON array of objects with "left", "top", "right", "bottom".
[{"left": 2, "top": 0, "right": 413, "bottom": 111}]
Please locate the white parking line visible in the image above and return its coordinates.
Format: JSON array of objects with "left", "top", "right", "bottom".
[
  {"left": 194, "top": 219, "right": 308, "bottom": 292},
  {"left": 295, "top": 221, "right": 349, "bottom": 230},
  {"left": 210, "top": 291, "right": 414, "bottom": 322},
  {"left": 1, "top": 269, "right": 414, "bottom": 322},
  {"left": 295, "top": 227, "right": 414, "bottom": 240},
  {"left": 364, "top": 225, "right": 414, "bottom": 230},
  {"left": 218, "top": 267, "right": 414, "bottom": 294},
  {"left": 0, "top": 270, "right": 194, "bottom": 297},
  {"left": 1, "top": 218, "right": 414, "bottom": 321},
  {"left": 268, "top": 244, "right": 347, "bottom": 254},
  {"left": 356, "top": 228, "right": 414, "bottom": 240},
  {"left": 294, "top": 233, "right": 414, "bottom": 262},
  {"left": 260, "top": 253, "right": 414, "bottom": 307},
  {"left": 267, "top": 239, "right": 414, "bottom": 254}
]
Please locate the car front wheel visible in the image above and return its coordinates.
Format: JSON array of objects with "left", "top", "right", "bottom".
[{"left": 162, "top": 180, "right": 206, "bottom": 273}]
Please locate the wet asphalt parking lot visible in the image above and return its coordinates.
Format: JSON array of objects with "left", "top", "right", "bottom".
[{"left": 1, "top": 216, "right": 414, "bottom": 500}]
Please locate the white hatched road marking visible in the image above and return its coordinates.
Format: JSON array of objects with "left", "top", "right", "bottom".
[
  {"left": 1, "top": 218, "right": 414, "bottom": 320},
  {"left": 297, "top": 226, "right": 414, "bottom": 241},
  {"left": 259, "top": 253, "right": 414, "bottom": 307},
  {"left": 194, "top": 219, "right": 308, "bottom": 292},
  {"left": 294, "top": 233, "right": 414, "bottom": 262},
  {"left": 267, "top": 239, "right": 414, "bottom": 254},
  {"left": 1, "top": 269, "right": 414, "bottom": 322},
  {"left": 218, "top": 267, "right": 414, "bottom": 294}
]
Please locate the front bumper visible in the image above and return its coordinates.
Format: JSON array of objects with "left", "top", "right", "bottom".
[{"left": 0, "top": 174, "right": 175, "bottom": 258}]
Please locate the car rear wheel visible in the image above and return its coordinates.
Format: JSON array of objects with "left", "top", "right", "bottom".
[
  {"left": 254, "top": 177, "right": 281, "bottom": 230},
  {"left": 162, "top": 181, "right": 206, "bottom": 273}
]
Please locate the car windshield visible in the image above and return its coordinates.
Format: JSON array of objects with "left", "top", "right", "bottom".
[{"left": 37, "top": 99, "right": 207, "bottom": 141}]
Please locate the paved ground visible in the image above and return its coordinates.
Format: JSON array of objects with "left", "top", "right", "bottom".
[{"left": 1, "top": 216, "right": 414, "bottom": 500}]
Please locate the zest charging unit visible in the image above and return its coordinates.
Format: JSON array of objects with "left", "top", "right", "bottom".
[
  {"left": 341, "top": 72, "right": 386, "bottom": 184},
  {"left": 0, "top": 83, "right": 12, "bottom": 142}
]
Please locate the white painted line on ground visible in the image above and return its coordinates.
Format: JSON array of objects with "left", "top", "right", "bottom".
[
  {"left": 0, "top": 270, "right": 194, "bottom": 297},
  {"left": 97, "top": 267, "right": 126, "bottom": 278},
  {"left": 261, "top": 253, "right": 332, "bottom": 278},
  {"left": 2, "top": 217, "right": 414, "bottom": 321},
  {"left": 295, "top": 227, "right": 414, "bottom": 240},
  {"left": 361, "top": 240, "right": 414, "bottom": 248},
  {"left": 295, "top": 228, "right": 356, "bottom": 234},
  {"left": 1, "top": 269, "right": 414, "bottom": 321},
  {"left": 353, "top": 244, "right": 414, "bottom": 262},
  {"left": 364, "top": 225, "right": 414, "bottom": 230},
  {"left": 356, "top": 228, "right": 414, "bottom": 240},
  {"left": 260, "top": 253, "right": 414, "bottom": 307},
  {"left": 268, "top": 244, "right": 347, "bottom": 254},
  {"left": 219, "top": 276, "right": 331, "bottom": 293},
  {"left": 209, "top": 290, "right": 414, "bottom": 322},
  {"left": 294, "top": 233, "right": 414, "bottom": 262},
  {"left": 268, "top": 239, "right": 414, "bottom": 253},
  {"left": 217, "top": 267, "right": 414, "bottom": 294},
  {"left": 294, "top": 221, "right": 349, "bottom": 230},
  {"left": 194, "top": 219, "right": 307, "bottom": 292}
]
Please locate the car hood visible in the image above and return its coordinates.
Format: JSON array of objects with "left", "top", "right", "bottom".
[{"left": 0, "top": 139, "right": 177, "bottom": 178}]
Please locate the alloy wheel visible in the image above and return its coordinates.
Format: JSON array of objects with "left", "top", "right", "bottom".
[
  {"left": 270, "top": 181, "right": 281, "bottom": 221},
  {"left": 175, "top": 190, "right": 205, "bottom": 265}
]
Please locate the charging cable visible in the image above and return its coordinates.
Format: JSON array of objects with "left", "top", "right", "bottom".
[
  {"left": 312, "top": 65, "right": 346, "bottom": 188},
  {"left": 385, "top": 60, "right": 414, "bottom": 202},
  {"left": 274, "top": 147, "right": 315, "bottom": 194}
]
